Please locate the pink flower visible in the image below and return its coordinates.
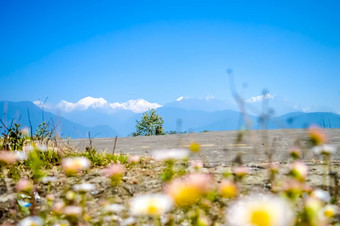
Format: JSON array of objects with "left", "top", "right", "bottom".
[
  {"left": 102, "top": 164, "right": 126, "bottom": 178},
  {"left": 0, "top": 151, "right": 17, "bottom": 164},
  {"left": 309, "top": 125, "right": 328, "bottom": 146},
  {"left": 185, "top": 173, "right": 214, "bottom": 193},
  {"left": 102, "top": 164, "right": 126, "bottom": 185},
  {"left": 128, "top": 155, "right": 140, "bottom": 164},
  {"left": 52, "top": 201, "right": 65, "bottom": 214},
  {"left": 16, "top": 179, "right": 33, "bottom": 192},
  {"left": 289, "top": 161, "right": 308, "bottom": 181},
  {"left": 61, "top": 157, "right": 91, "bottom": 175},
  {"left": 165, "top": 173, "right": 213, "bottom": 207},
  {"left": 233, "top": 166, "right": 251, "bottom": 178},
  {"left": 190, "top": 160, "right": 203, "bottom": 170},
  {"left": 63, "top": 205, "right": 82, "bottom": 217}
]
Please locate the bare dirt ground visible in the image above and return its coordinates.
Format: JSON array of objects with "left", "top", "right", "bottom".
[{"left": 69, "top": 129, "right": 340, "bottom": 164}]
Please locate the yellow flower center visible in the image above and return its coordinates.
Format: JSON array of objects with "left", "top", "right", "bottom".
[
  {"left": 190, "top": 143, "right": 200, "bottom": 152},
  {"left": 220, "top": 183, "right": 237, "bottom": 198},
  {"left": 147, "top": 200, "right": 160, "bottom": 215},
  {"left": 250, "top": 209, "right": 271, "bottom": 226},
  {"left": 324, "top": 208, "right": 334, "bottom": 218},
  {"left": 173, "top": 185, "right": 201, "bottom": 207}
]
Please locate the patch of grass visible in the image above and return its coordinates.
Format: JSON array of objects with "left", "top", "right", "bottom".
[{"left": 69, "top": 147, "right": 129, "bottom": 166}]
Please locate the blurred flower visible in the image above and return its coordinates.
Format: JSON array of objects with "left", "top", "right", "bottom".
[
  {"left": 52, "top": 201, "right": 65, "bottom": 214},
  {"left": 279, "top": 179, "right": 310, "bottom": 200},
  {"left": 103, "top": 204, "right": 125, "bottom": 214},
  {"left": 165, "top": 173, "right": 212, "bottom": 207},
  {"left": 269, "top": 162, "right": 280, "bottom": 174},
  {"left": 226, "top": 194, "right": 294, "bottom": 226},
  {"left": 190, "top": 160, "right": 203, "bottom": 171},
  {"left": 41, "top": 176, "right": 57, "bottom": 184},
  {"left": 23, "top": 144, "right": 33, "bottom": 152},
  {"left": 186, "top": 173, "right": 213, "bottom": 193},
  {"left": 288, "top": 161, "right": 308, "bottom": 181},
  {"left": 308, "top": 126, "right": 328, "bottom": 146},
  {"left": 21, "top": 127, "right": 30, "bottom": 136},
  {"left": 152, "top": 148, "right": 189, "bottom": 161},
  {"left": 166, "top": 179, "right": 200, "bottom": 207},
  {"left": 65, "top": 191, "right": 76, "bottom": 201},
  {"left": 130, "top": 193, "right": 173, "bottom": 216},
  {"left": 197, "top": 215, "right": 210, "bottom": 226},
  {"left": 218, "top": 180, "right": 238, "bottom": 199},
  {"left": 120, "top": 217, "right": 136, "bottom": 226},
  {"left": 18, "top": 216, "right": 43, "bottom": 226},
  {"left": 61, "top": 157, "right": 91, "bottom": 175},
  {"left": 233, "top": 166, "right": 250, "bottom": 179},
  {"left": 73, "top": 183, "right": 95, "bottom": 193},
  {"left": 0, "top": 151, "right": 17, "bottom": 164},
  {"left": 289, "top": 147, "right": 301, "bottom": 160},
  {"left": 321, "top": 204, "right": 338, "bottom": 218},
  {"left": 15, "top": 151, "right": 28, "bottom": 161},
  {"left": 63, "top": 205, "right": 82, "bottom": 217},
  {"left": 304, "top": 197, "right": 326, "bottom": 226},
  {"left": 102, "top": 164, "right": 126, "bottom": 185},
  {"left": 36, "top": 143, "right": 48, "bottom": 152},
  {"left": 311, "top": 189, "right": 331, "bottom": 203},
  {"left": 128, "top": 155, "right": 140, "bottom": 164},
  {"left": 189, "top": 142, "right": 200, "bottom": 152},
  {"left": 52, "top": 220, "right": 70, "bottom": 226},
  {"left": 312, "top": 144, "right": 337, "bottom": 156},
  {"left": 16, "top": 179, "right": 33, "bottom": 192},
  {"left": 46, "top": 194, "right": 55, "bottom": 202}
]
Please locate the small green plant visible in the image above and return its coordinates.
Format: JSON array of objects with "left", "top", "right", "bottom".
[
  {"left": 34, "top": 121, "right": 54, "bottom": 144},
  {"left": 74, "top": 149, "right": 128, "bottom": 166},
  {"left": 1, "top": 122, "right": 25, "bottom": 151}
]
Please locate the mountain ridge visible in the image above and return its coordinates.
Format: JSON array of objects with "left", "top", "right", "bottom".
[{"left": 1, "top": 100, "right": 339, "bottom": 138}]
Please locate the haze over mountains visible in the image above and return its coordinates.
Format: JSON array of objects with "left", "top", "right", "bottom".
[{"left": 1, "top": 96, "right": 340, "bottom": 138}]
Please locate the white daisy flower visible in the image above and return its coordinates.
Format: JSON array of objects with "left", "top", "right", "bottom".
[
  {"left": 129, "top": 193, "right": 173, "bottom": 216},
  {"left": 73, "top": 183, "right": 95, "bottom": 193},
  {"left": 312, "top": 144, "right": 337, "bottom": 155},
  {"left": 15, "top": 151, "right": 28, "bottom": 161},
  {"left": 320, "top": 204, "right": 339, "bottom": 218},
  {"left": 52, "top": 220, "right": 70, "bottom": 226},
  {"left": 36, "top": 143, "right": 48, "bottom": 152},
  {"left": 103, "top": 204, "right": 125, "bottom": 213},
  {"left": 63, "top": 206, "right": 82, "bottom": 217},
  {"left": 311, "top": 189, "right": 331, "bottom": 203},
  {"left": 152, "top": 149, "right": 189, "bottom": 161},
  {"left": 18, "top": 216, "right": 43, "bottom": 226},
  {"left": 41, "top": 176, "right": 58, "bottom": 184},
  {"left": 226, "top": 194, "right": 295, "bottom": 226},
  {"left": 120, "top": 217, "right": 136, "bottom": 226}
]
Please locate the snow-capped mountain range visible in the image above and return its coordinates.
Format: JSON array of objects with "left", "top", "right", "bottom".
[
  {"left": 34, "top": 96, "right": 162, "bottom": 113},
  {"left": 1, "top": 95, "right": 334, "bottom": 138}
]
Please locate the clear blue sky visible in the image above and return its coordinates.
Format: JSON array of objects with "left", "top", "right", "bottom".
[{"left": 1, "top": 0, "right": 339, "bottom": 112}]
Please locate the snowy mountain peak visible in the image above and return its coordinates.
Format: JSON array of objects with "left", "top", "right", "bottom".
[
  {"left": 109, "top": 99, "right": 162, "bottom": 113},
  {"left": 55, "top": 97, "right": 108, "bottom": 112},
  {"left": 78, "top": 96, "right": 108, "bottom": 108},
  {"left": 47, "top": 97, "right": 162, "bottom": 113}
]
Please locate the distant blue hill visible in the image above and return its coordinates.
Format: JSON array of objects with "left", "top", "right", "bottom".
[
  {"left": 157, "top": 107, "right": 247, "bottom": 132},
  {"left": 0, "top": 101, "right": 117, "bottom": 138},
  {"left": 198, "top": 111, "right": 340, "bottom": 131},
  {"left": 268, "top": 112, "right": 340, "bottom": 129},
  {"left": 2, "top": 101, "right": 339, "bottom": 138}
]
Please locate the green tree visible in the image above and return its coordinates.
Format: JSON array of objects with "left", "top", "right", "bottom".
[{"left": 133, "top": 109, "right": 165, "bottom": 136}]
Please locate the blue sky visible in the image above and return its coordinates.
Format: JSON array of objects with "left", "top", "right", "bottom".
[{"left": 1, "top": 0, "right": 339, "bottom": 112}]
